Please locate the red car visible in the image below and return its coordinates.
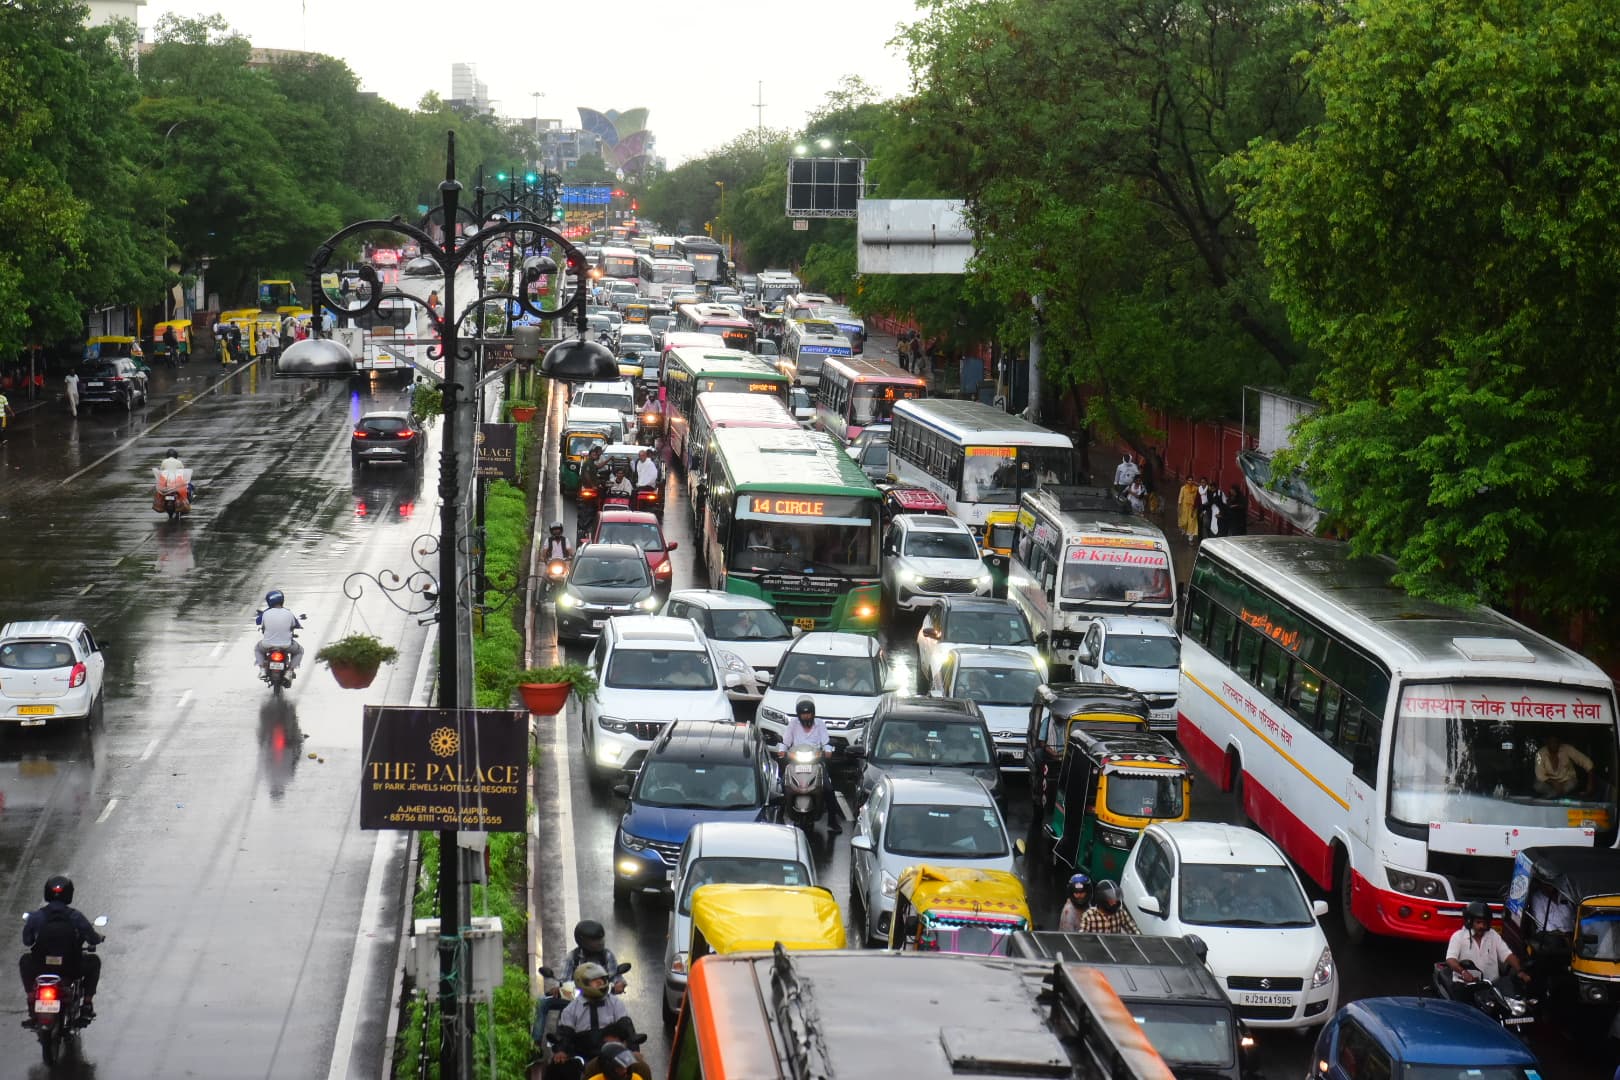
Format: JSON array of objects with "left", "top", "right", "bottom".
[{"left": 587, "top": 510, "right": 678, "bottom": 593}]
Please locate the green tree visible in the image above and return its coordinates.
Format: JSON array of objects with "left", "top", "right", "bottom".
[{"left": 1230, "top": 0, "right": 1620, "bottom": 623}]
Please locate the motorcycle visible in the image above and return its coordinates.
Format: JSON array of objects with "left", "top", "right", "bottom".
[
  {"left": 152, "top": 467, "right": 194, "bottom": 522},
  {"left": 636, "top": 410, "right": 663, "bottom": 447},
  {"left": 256, "top": 615, "right": 307, "bottom": 693},
  {"left": 545, "top": 554, "right": 572, "bottom": 596},
  {"left": 1430, "top": 960, "right": 1538, "bottom": 1037},
  {"left": 776, "top": 745, "right": 827, "bottom": 832},
  {"left": 532, "top": 962, "right": 636, "bottom": 1080},
  {"left": 26, "top": 914, "right": 108, "bottom": 1066}
]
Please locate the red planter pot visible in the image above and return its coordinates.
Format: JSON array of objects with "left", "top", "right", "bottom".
[
  {"left": 519, "top": 682, "right": 570, "bottom": 715},
  {"left": 510, "top": 405, "right": 538, "bottom": 422},
  {"left": 329, "top": 660, "right": 380, "bottom": 689}
]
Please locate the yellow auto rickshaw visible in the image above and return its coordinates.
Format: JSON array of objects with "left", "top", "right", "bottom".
[
  {"left": 1505, "top": 846, "right": 1620, "bottom": 1018},
  {"left": 689, "top": 883, "right": 846, "bottom": 960},
  {"left": 152, "top": 320, "right": 191, "bottom": 365},
  {"left": 887, "top": 866, "right": 1031, "bottom": 956},
  {"left": 560, "top": 424, "right": 613, "bottom": 497},
  {"left": 217, "top": 308, "right": 259, "bottom": 364},
  {"left": 980, "top": 509, "right": 1018, "bottom": 597},
  {"left": 84, "top": 335, "right": 147, "bottom": 371},
  {"left": 622, "top": 303, "right": 650, "bottom": 325}
]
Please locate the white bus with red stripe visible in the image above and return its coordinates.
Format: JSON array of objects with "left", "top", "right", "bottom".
[{"left": 1177, "top": 536, "right": 1617, "bottom": 943}]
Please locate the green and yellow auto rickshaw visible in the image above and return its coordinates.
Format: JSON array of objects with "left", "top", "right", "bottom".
[
  {"left": 1036, "top": 726, "right": 1191, "bottom": 881},
  {"left": 887, "top": 866, "right": 1032, "bottom": 956},
  {"left": 1025, "top": 682, "right": 1153, "bottom": 810},
  {"left": 559, "top": 424, "right": 613, "bottom": 497},
  {"left": 151, "top": 320, "right": 191, "bottom": 365},
  {"left": 980, "top": 508, "right": 1018, "bottom": 598},
  {"left": 1504, "top": 846, "right": 1620, "bottom": 1018}
]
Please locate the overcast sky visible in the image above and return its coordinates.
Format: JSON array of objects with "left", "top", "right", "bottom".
[{"left": 137, "top": 0, "right": 925, "bottom": 164}]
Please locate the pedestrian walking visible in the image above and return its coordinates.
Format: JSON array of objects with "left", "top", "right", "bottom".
[
  {"left": 64, "top": 370, "right": 79, "bottom": 418},
  {"left": 265, "top": 322, "right": 281, "bottom": 360},
  {"left": 1207, "top": 486, "right": 1227, "bottom": 538},
  {"left": 1226, "top": 483, "right": 1249, "bottom": 536},
  {"left": 1195, "top": 477, "right": 1215, "bottom": 540},
  {"left": 1176, "top": 477, "right": 1199, "bottom": 542},
  {"left": 1125, "top": 477, "right": 1147, "bottom": 515},
  {"left": 0, "top": 387, "right": 11, "bottom": 438}
]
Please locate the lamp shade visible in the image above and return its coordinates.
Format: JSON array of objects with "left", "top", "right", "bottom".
[
  {"left": 275, "top": 337, "right": 357, "bottom": 379},
  {"left": 541, "top": 336, "right": 618, "bottom": 384}
]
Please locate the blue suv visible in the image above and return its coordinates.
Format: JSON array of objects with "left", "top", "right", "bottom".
[
  {"left": 611, "top": 722, "right": 774, "bottom": 903},
  {"left": 1310, "top": 997, "right": 1544, "bottom": 1079}
]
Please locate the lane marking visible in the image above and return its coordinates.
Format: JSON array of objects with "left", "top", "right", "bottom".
[
  {"left": 59, "top": 359, "right": 265, "bottom": 487},
  {"left": 79, "top": 583, "right": 94, "bottom": 596},
  {"left": 95, "top": 798, "right": 119, "bottom": 824},
  {"left": 176, "top": 689, "right": 192, "bottom": 710},
  {"left": 138, "top": 737, "right": 160, "bottom": 762},
  {"left": 208, "top": 641, "right": 226, "bottom": 660}
]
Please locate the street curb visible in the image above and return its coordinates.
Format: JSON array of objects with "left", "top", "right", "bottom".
[{"left": 523, "top": 384, "right": 557, "bottom": 1002}]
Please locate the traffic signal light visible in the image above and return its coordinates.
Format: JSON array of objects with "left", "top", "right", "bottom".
[
  {"left": 496, "top": 172, "right": 509, "bottom": 182},
  {"left": 525, "top": 172, "right": 538, "bottom": 184},
  {"left": 553, "top": 205, "right": 565, "bottom": 222}
]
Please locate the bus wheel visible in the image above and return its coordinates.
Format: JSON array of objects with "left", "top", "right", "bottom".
[{"left": 1336, "top": 849, "right": 1367, "bottom": 944}]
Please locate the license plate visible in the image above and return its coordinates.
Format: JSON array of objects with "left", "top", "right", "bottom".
[
  {"left": 269, "top": 661, "right": 286, "bottom": 672},
  {"left": 590, "top": 619, "right": 604, "bottom": 629},
  {"left": 85, "top": 381, "right": 104, "bottom": 388},
  {"left": 794, "top": 617, "right": 816, "bottom": 630},
  {"left": 1504, "top": 1016, "right": 1533, "bottom": 1027},
  {"left": 1150, "top": 709, "right": 1174, "bottom": 722},
  {"left": 665, "top": 869, "right": 675, "bottom": 883},
  {"left": 35, "top": 999, "right": 60, "bottom": 1014},
  {"left": 1240, "top": 992, "right": 1294, "bottom": 1007},
  {"left": 18, "top": 705, "right": 55, "bottom": 716}
]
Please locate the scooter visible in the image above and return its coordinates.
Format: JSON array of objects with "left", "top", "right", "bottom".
[
  {"left": 256, "top": 615, "right": 308, "bottom": 693},
  {"left": 25, "top": 914, "right": 108, "bottom": 1066},
  {"left": 545, "top": 555, "right": 572, "bottom": 596},
  {"left": 1430, "top": 960, "right": 1537, "bottom": 1037},
  {"left": 152, "top": 467, "right": 194, "bottom": 522},
  {"left": 777, "top": 745, "right": 827, "bottom": 832},
  {"left": 532, "top": 962, "right": 636, "bottom": 1080}
]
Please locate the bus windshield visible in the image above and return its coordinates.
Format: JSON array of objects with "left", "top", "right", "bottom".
[
  {"left": 960, "top": 446, "right": 1079, "bottom": 504},
  {"left": 1389, "top": 683, "right": 1618, "bottom": 830},
  {"left": 730, "top": 514, "right": 879, "bottom": 577},
  {"left": 650, "top": 265, "right": 695, "bottom": 285},
  {"left": 687, "top": 252, "right": 722, "bottom": 281},
  {"left": 1061, "top": 548, "right": 1173, "bottom": 605},
  {"left": 601, "top": 255, "right": 636, "bottom": 278},
  {"left": 852, "top": 384, "right": 921, "bottom": 426}
]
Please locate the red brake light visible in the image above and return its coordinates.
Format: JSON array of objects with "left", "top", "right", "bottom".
[
  {"left": 353, "top": 430, "right": 368, "bottom": 438},
  {"left": 581, "top": 487, "right": 598, "bottom": 499},
  {"left": 68, "top": 663, "right": 86, "bottom": 689},
  {"left": 397, "top": 429, "right": 415, "bottom": 439},
  {"left": 269, "top": 650, "right": 287, "bottom": 662},
  {"left": 38, "top": 986, "right": 56, "bottom": 1002}
]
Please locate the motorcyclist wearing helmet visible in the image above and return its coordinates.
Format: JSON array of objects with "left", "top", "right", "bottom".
[
  {"left": 1058, "top": 873, "right": 1092, "bottom": 932},
  {"left": 1446, "top": 900, "right": 1529, "bottom": 999},
  {"left": 554, "top": 962, "right": 635, "bottom": 1067},
  {"left": 777, "top": 698, "right": 841, "bottom": 834},
  {"left": 1077, "top": 880, "right": 1140, "bottom": 935},
  {"left": 533, "top": 921, "right": 624, "bottom": 1046},
  {"left": 19, "top": 876, "right": 104, "bottom": 1026},
  {"left": 585, "top": 1042, "right": 647, "bottom": 1080},
  {"left": 253, "top": 589, "right": 304, "bottom": 675},
  {"left": 543, "top": 523, "right": 573, "bottom": 563},
  {"left": 156, "top": 448, "right": 194, "bottom": 508}
]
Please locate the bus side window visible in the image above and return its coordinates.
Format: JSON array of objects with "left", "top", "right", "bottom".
[
  {"left": 1337, "top": 698, "right": 1381, "bottom": 784},
  {"left": 1317, "top": 681, "right": 1343, "bottom": 744},
  {"left": 1285, "top": 661, "right": 1321, "bottom": 729},
  {"left": 1205, "top": 605, "right": 1237, "bottom": 662},
  {"left": 1184, "top": 588, "right": 1209, "bottom": 640},
  {"left": 1257, "top": 641, "right": 1290, "bottom": 701},
  {"left": 1233, "top": 623, "right": 1263, "bottom": 685}
]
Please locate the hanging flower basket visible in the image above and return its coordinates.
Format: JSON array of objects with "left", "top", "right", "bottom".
[
  {"left": 330, "top": 660, "right": 381, "bottom": 689},
  {"left": 518, "top": 682, "right": 570, "bottom": 715},
  {"left": 510, "top": 404, "right": 538, "bottom": 422}
]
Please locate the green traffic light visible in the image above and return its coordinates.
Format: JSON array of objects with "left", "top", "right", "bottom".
[
  {"left": 525, "top": 172, "right": 538, "bottom": 184},
  {"left": 496, "top": 172, "right": 508, "bottom": 182}
]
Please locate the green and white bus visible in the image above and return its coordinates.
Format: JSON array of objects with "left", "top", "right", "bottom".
[
  {"left": 699, "top": 426, "right": 883, "bottom": 633},
  {"left": 663, "top": 346, "right": 791, "bottom": 469}
]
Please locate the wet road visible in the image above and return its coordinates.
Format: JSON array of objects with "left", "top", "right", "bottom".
[
  {"left": 529, "top": 366, "right": 1605, "bottom": 1079},
  {"left": 0, "top": 358, "right": 429, "bottom": 1078}
]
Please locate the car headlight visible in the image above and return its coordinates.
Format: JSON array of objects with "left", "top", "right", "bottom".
[
  {"left": 758, "top": 706, "right": 790, "bottom": 727},
  {"left": 654, "top": 561, "right": 672, "bottom": 577},
  {"left": 670, "top": 951, "right": 687, "bottom": 975},
  {"left": 1386, "top": 867, "right": 1447, "bottom": 899},
  {"left": 618, "top": 828, "right": 648, "bottom": 852},
  {"left": 848, "top": 713, "right": 873, "bottom": 729},
  {"left": 898, "top": 569, "right": 919, "bottom": 584},
  {"left": 720, "top": 650, "right": 750, "bottom": 673},
  {"left": 1311, "top": 946, "right": 1335, "bottom": 989},
  {"left": 881, "top": 871, "right": 898, "bottom": 898},
  {"left": 598, "top": 714, "right": 631, "bottom": 734},
  {"left": 557, "top": 591, "right": 580, "bottom": 609},
  {"left": 638, "top": 595, "right": 659, "bottom": 610},
  {"left": 975, "top": 573, "right": 992, "bottom": 587}
]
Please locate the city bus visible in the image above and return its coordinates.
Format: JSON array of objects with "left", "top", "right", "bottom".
[
  {"left": 889, "top": 397, "right": 1079, "bottom": 525},
  {"left": 663, "top": 347, "right": 792, "bottom": 468},
  {"left": 674, "top": 235, "right": 726, "bottom": 292},
  {"left": 814, "top": 355, "right": 926, "bottom": 445},
  {"left": 754, "top": 269, "right": 801, "bottom": 305},
  {"left": 650, "top": 235, "right": 679, "bottom": 257},
  {"left": 778, "top": 319, "right": 851, "bottom": 390},
  {"left": 685, "top": 392, "right": 799, "bottom": 526},
  {"left": 675, "top": 303, "right": 757, "bottom": 353},
  {"left": 672, "top": 949, "right": 1175, "bottom": 1080},
  {"left": 634, "top": 253, "right": 695, "bottom": 301},
  {"left": 700, "top": 426, "right": 883, "bottom": 632},
  {"left": 596, "top": 244, "right": 638, "bottom": 285},
  {"left": 1178, "top": 535, "right": 1619, "bottom": 943}
]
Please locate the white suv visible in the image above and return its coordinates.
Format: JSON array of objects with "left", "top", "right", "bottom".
[
  {"left": 0, "top": 621, "right": 107, "bottom": 729},
  {"left": 881, "top": 514, "right": 992, "bottom": 615},
  {"left": 581, "top": 616, "right": 740, "bottom": 779},
  {"left": 756, "top": 632, "right": 885, "bottom": 756},
  {"left": 1072, "top": 617, "right": 1181, "bottom": 732}
]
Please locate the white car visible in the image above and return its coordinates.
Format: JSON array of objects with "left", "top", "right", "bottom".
[
  {"left": 581, "top": 616, "right": 740, "bottom": 779},
  {"left": 849, "top": 773, "right": 1015, "bottom": 946},
  {"left": 1120, "top": 822, "right": 1337, "bottom": 1030},
  {"left": 844, "top": 423, "right": 889, "bottom": 460},
  {"left": 788, "top": 386, "right": 815, "bottom": 427},
  {"left": 914, "top": 596, "right": 1044, "bottom": 693},
  {"left": 662, "top": 822, "right": 815, "bottom": 1024},
  {"left": 756, "top": 632, "right": 885, "bottom": 756},
  {"left": 660, "top": 589, "right": 798, "bottom": 700},
  {"left": 616, "top": 327, "right": 656, "bottom": 358},
  {"left": 881, "top": 514, "right": 993, "bottom": 615},
  {"left": 571, "top": 380, "right": 638, "bottom": 440},
  {"left": 1072, "top": 617, "right": 1181, "bottom": 732},
  {"left": 0, "top": 621, "right": 107, "bottom": 729},
  {"left": 933, "top": 647, "right": 1046, "bottom": 771}
]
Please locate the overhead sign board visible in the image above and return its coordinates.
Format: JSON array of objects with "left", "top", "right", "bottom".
[
  {"left": 857, "top": 199, "right": 974, "bottom": 275},
  {"left": 786, "top": 157, "right": 863, "bottom": 219}
]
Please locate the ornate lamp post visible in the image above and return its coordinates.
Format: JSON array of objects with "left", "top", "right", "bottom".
[{"left": 284, "top": 132, "right": 613, "bottom": 1079}]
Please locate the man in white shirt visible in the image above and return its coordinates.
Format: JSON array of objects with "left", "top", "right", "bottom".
[
  {"left": 633, "top": 448, "right": 659, "bottom": 490},
  {"left": 1445, "top": 901, "right": 1528, "bottom": 1000},
  {"left": 1113, "top": 455, "right": 1140, "bottom": 490},
  {"left": 778, "top": 698, "right": 841, "bottom": 833}
]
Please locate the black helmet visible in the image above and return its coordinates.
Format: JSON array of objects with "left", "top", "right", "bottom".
[
  {"left": 167, "top": 448, "right": 179, "bottom": 458},
  {"left": 44, "top": 876, "right": 73, "bottom": 904},
  {"left": 1095, "top": 880, "right": 1122, "bottom": 912},
  {"left": 1464, "top": 900, "right": 1491, "bottom": 927},
  {"left": 794, "top": 698, "right": 816, "bottom": 721},
  {"left": 574, "top": 919, "right": 605, "bottom": 949}
]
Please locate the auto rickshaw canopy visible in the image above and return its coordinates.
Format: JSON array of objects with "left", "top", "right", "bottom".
[
  {"left": 1507, "top": 845, "right": 1620, "bottom": 982},
  {"left": 689, "top": 883, "right": 846, "bottom": 955},
  {"left": 897, "top": 865, "right": 1032, "bottom": 926},
  {"left": 85, "top": 335, "right": 143, "bottom": 359}
]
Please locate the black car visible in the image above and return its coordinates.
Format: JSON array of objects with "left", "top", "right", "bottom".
[
  {"left": 555, "top": 543, "right": 656, "bottom": 642},
  {"left": 853, "top": 694, "right": 1002, "bottom": 807},
  {"left": 351, "top": 412, "right": 425, "bottom": 469},
  {"left": 76, "top": 359, "right": 148, "bottom": 410}
]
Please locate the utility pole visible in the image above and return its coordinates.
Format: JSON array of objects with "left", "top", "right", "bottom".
[
  {"left": 753, "top": 81, "right": 767, "bottom": 141},
  {"left": 1025, "top": 294, "right": 1043, "bottom": 425}
]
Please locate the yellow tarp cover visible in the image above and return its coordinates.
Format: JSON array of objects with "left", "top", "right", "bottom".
[
  {"left": 898, "top": 865, "right": 1031, "bottom": 923},
  {"left": 690, "top": 883, "right": 846, "bottom": 954}
]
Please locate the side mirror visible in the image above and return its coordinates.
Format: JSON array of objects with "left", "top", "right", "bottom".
[
  {"left": 92, "top": 915, "right": 109, "bottom": 929},
  {"left": 845, "top": 745, "right": 867, "bottom": 759},
  {"left": 615, "top": 962, "right": 633, "bottom": 976},
  {"left": 538, "top": 965, "right": 557, "bottom": 980},
  {"left": 611, "top": 782, "right": 631, "bottom": 798},
  {"left": 1137, "top": 896, "right": 1164, "bottom": 918},
  {"left": 791, "top": 626, "right": 804, "bottom": 639},
  {"left": 849, "top": 834, "right": 874, "bottom": 852},
  {"left": 1014, "top": 838, "right": 1028, "bottom": 858},
  {"left": 666, "top": 541, "right": 678, "bottom": 552},
  {"left": 920, "top": 626, "right": 939, "bottom": 640},
  {"left": 1311, "top": 899, "right": 1329, "bottom": 919},
  {"left": 724, "top": 671, "right": 746, "bottom": 690}
]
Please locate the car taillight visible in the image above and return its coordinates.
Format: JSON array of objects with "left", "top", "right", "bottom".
[
  {"left": 397, "top": 429, "right": 415, "bottom": 439},
  {"left": 353, "top": 430, "right": 368, "bottom": 438},
  {"left": 581, "top": 487, "right": 598, "bottom": 499},
  {"left": 68, "top": 663, "right": 86, "bottom": 688}
]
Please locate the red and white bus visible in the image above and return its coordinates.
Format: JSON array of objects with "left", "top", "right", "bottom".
[
  {"left": 813, "top": 355, "right": 925, "bottom": 446},
  {"left": 1178, "top": 536, "right": 1618, "bottom": 943},
  {"left": 675, "top": 303, "right": 757, "bottom": 354},
  {"left": 596, "top": 245, "right": 638, "bottom": 285}
]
